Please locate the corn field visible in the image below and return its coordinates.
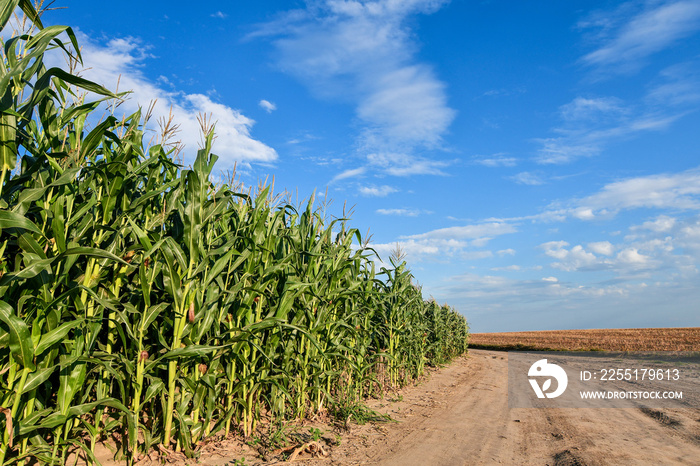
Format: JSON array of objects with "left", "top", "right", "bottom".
[{"left": 0, "top": 2, "right": 469, "bottom": 464}]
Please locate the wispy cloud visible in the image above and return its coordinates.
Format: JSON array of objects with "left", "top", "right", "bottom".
[
  {"left": 407, "top": 223, "right": 518, "bottom": 241},
  {"left": 286, "top": 132, "right": 320, "bottom": 145},
  {"left": 259, "top": 99, "right": 277, "bottom": 113},
  {"left": 580, "top": 1, "right": 700, "bottom": 73},
  {"left": 646, "top": 60, "right": 700, "bottom": 107},
  {"left": 358, "top": 185, "right": 398, "bottom": 197},
  {"left": 332, "top": 166, "right": 367, "bottom": 182},
  {"left": 331, "top": 167, "right": 367, "bottom": 181},
  {"left": 534, "top": 94, "right": 686, "bottom": 165},
  {"left": 559, "top": 96, "right": 627, "bottom": 121},
  {"left": 371, "top": 221, "right": 517, "bottom": 262},
  {"left": 376, "top": 208, "right": 431, "bottom": 217},
  {"left": 484, "top": 166, "right": 700, "bottom": 226},
  {"left": 479, "top": 87, "right": 526, "bottom": 98},
  {"left": 574, "top": 167, "right": 700, "bottom": 215},
  {"left": 536, "top": 3, "right": 700, "bottom": 165},
  {"left": 433, "top": 270, "right": 688, "bottom": 332},
  {"left": 211, "top": 11, "right": 228, "bottom": 19},
  {"left": 251, "top": 0, "right": 455, "bottom": 177},
  {"left": 510, "top": 171, "right": 545, "bottom": 186},
  {"left": 58, "top": 34, "right": 276, "bottom": 167},
  {"left": 473, "top": 153, "right": 518, "bottom": 167},
  {"left": 367, "top": 152, "right": 452, "bottom": 176},
  {"left": 371, "top": 165, "right": 700, "bottom": 330},
  {"left": 491, "top": 265, "right": 521, "bottom": 271}
]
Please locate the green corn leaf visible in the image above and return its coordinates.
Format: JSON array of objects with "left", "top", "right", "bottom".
[
  {"left": 0, "top": 0, "right": 20, "bottom": 31},
  {"left": 66, "top": 398, "right": 128, "bottom": 418},
  {"left": 0, "top": 256, "right": 52, "bottom": 284},
  {"left": 16, "top": 408, "right": 52, "bottom": 433},
  {"left": 0, "top": 210, "right": 43, "bottom": 235},
  {"left": 18, "top": 411, "right": 66, "bottom": 435},
  {"left": 59, "top": 246, "right": 130, "bottom": 266},
  {"left": 17, "top": 0, "right": 43, "bottom": 28},
  {"left": 34, "top": 319, "right": 82, "bottom": 356},
  {"left": 159, "top": 344, "right": 226, "bottom": 360},
  {"left": 0, "top": 112, "right": 17, "bottom": 171},
  {"left": 18, "top": 232, "right": 46, "bottom": 258},
  {"left": 203, "top": 247, "right": 247, "bottom": 289},
  {"left": 0, "top": 300, "right": 36, "bottom": 370},
  {"left": 57, "top": 357, "right": 86, "bottom": 415},
  {"left": 142, "top": 379, "right": 165, "bottom": 405},
  {"left": 139, "top": 303, "right": 169, "bottom": 335},
  {"left": 22, "top": 366, "right": 55, "bottom": 394},
  {"left": 15, "top": 167, "right": 80, "bottom": 207}
]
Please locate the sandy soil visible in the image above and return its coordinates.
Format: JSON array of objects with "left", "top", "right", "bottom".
[
  {"left": 292, "top": 349, "right": 700, "bottom": 465},
  {"left": 106, "top": 349, "right": 700, "bottom": 465}
]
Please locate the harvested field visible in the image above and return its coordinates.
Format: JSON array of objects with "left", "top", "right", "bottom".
[{"left": 469, "top": 327, "right": 700, "bottom": 352}]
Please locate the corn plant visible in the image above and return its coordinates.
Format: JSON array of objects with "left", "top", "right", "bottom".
[{"left": 0, "top": 3, "right": 470, "bottom": 464}]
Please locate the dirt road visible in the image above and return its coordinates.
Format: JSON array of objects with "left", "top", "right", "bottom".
[
  {"left": 320, "top": 349, "right": 700, "bottom": 465},
  {"left": 142, "top": 349, "right": 700, "bottom": 465}
]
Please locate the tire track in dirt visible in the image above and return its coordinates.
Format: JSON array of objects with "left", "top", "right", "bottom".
[{"left": 323, "top": 349, "right": 700, "bottom": 465}]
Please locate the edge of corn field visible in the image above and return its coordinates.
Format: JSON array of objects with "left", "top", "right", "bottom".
[{"left": 0, "top": 3, "right": 470, "bottom": 464}]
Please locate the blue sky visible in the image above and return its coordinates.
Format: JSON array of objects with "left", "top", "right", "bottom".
[{"left": 43, "top": 0, "right": 700, "bottom": 332}]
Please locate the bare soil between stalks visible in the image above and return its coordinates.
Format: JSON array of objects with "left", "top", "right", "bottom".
[{"left": 97, "top": 349, "right": 700, "bottom": 465}]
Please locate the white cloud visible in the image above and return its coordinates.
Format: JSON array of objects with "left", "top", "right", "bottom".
[
  {"left": 677, "top": 216, "right": 700, "bottom": 256},
  {"left": 252, "top": 0, "right": 455, "bottom": 177},
  {"left": 571, "top": 207, "right": 595, "bottom": 220},
  {"left": 259, "top": 99, "right": 277, "bottom": 113},
  {"left": 535, "top": 139, "right": 602, "bottom": 165},
  {"left": 370, "top": 221, "right": 516, "bottom": 263},
  {"left": 406, "top": 222, "right": 517, "bottom": 241},
  {"left": 357, "top": 64, "right": 454, "bottom": 145},
  {"left": 492, "top": 265, "right": 521, "bottom": 271},
  {"left": 371, "top": 239, "right": 441, "bottom": 259},
  {"left": 540, "top": 243, "right": 598, "bottom": 271},
  {"left": 616, "top": 247, "right": 650, "bottom": 266},
  {"left": 497, "top": 167, "right": 700, "bottom": 222},
  {"left": 647, "top": 61, "right": 700, "bottom": 107},
  {"left": 286, "top": 132, "right": 320, "bottom": 145},
  {"left": 576, "top": 168, "right": 700, "bottom": 215},
  {"left": 536, "top": 39, "right": 700, "bottom": 168},
  {"left": 539, "top": 237, "right": 667, "bottom": 273},
  {"left": 510, "top": 171, "right": 545, "bottom": 185},
  {"left": 60, "top": 34, "right": 276, "bottom": 167},
  {"left": 462, "top": 250, "right": 494, "bottom": 260},
  {"left": 581, "top": 1, "right": 700, "bottom": 72},
  {"left": 633, "top": 215, "right": 677, "bottom": 232},
  {"left": 332, "top": 166, "right": 366, "bottom": 181},
  {"left": 486, "top": 167, "right": 700, "bottom": 225},
  {"left": 433, "top": 270, "right": 700, "bottom": 332},
  {"left": 376, "top": 208, "right": 428, "bottom": 217},
  {"left": 371, "top": 165, "right": 700, "bottom": 330},
  {"left": 474, "top": 154, "right": 518, "bottom": 167},
  {"left": 588, "top": 241, "right": 614, "bottom": 256},
  {"left": 367, "top": 152, "right": 452, "bottom": 176},
  {"left": 358, "top": 185, "right": 398, "bottom": 197},
  {"left": 211, "top": 11, "right": 228, "bottom": 19},
  {"left": 534, "top": 92, "right": 684, "bottom": 165},
  {"left": 559, "top": 96, "right": 626, "bottom": 121}
]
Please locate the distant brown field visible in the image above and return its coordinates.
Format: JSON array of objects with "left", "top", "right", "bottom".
[{"left": 469, "top": 327, "right": 700, "bottom": 352}]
